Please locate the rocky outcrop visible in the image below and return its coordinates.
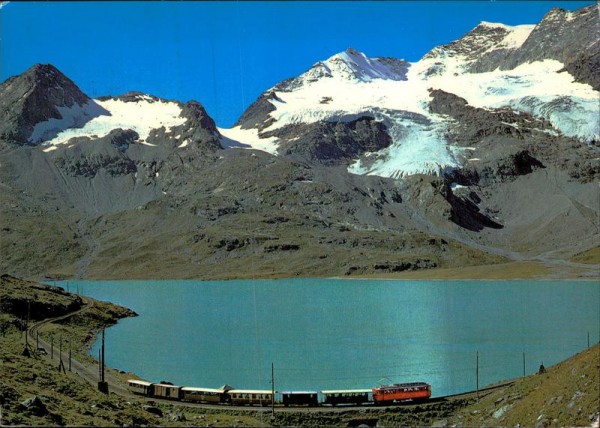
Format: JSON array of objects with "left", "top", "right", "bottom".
[
  {"left": 0, "top": 275, "right": 83, "bottom": 321},
  {"left": 50, "top": 129, "right": 139, "bottom": 178},
  {"left": 233, "top": 90, "right": 280, "bottom": 131},
  {"left": 470, "top": 5, "right": 600, "bottom": 89},
  {"left": 263, "top": 116, "right": 392, "bottom": 165},
  {"left": 428, "top": 89, "right": 554, "bottom": 146},
  {"left": 149, "top": 100, "right": 222, "bottom": 151},
  {"left": 401, "top": 175, "right": 503, "bottom": 232}
]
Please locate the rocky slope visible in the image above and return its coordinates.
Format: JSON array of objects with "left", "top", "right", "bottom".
[
  {"left": 0, "top": 4, "right": 598, "bottom": 280},
  {"left": 442, "top": 344, "right": 600, "bottom": 427}
]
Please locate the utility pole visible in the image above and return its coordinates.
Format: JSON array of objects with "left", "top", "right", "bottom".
[
  {"left": 522, "top": 352, "right": 526, "bottom": 377},
  {"left": 102, "top": 329, "right": 105, "bottom": 383},
  {"left": 271, "top": 362, "right": 275, "bottom": 418},
  {"left": 98, "top": 328, "right": 108, "bottom": 394},
  {"left": 58, "top": 336, "right": 66, "bottom": 373},
  {"left": 476, "top": 351, "right": 479, "bottom": 401}
]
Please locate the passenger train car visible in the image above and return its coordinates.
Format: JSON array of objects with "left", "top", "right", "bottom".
[
  {"left": 372, "top": 382, "right": 432, "bottom": 405},
  {"left": 321, "top": 389, "right": 372, "bottom": 406},
  {"left": 127, "top": 379, "right": 432, "bottom": 407}
]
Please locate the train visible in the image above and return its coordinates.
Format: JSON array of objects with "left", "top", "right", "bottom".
[{"left": 127, "top": 379, "right": 432, "bottom": 407}]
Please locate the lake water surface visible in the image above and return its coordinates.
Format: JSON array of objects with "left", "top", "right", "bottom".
[{"left": 69, "top": 279, "right": 598, "bottom": 397}]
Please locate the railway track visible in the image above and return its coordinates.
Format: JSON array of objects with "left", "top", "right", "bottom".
[{"left": 26, "top": 298, "right": 515, "bottom": 413}]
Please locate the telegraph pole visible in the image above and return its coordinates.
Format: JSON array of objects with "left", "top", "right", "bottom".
[
  {"left": 98, "top": 328, "right": 108, "bottom": 394},
  {"left": 102, "top": 329, "right": 105, "bottom": 383},
  {"left": 476, "top": 351, "right": 479, "bottom": 401},
  {"left": 271, "top": 362, "right": 275, "bottom": 418},
  {"left": 58, "top": 336, "right": 66, "bottom": 373}
]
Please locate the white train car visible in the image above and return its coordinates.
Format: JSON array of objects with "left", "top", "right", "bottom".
[
  {"left": 127, "top": 379, "right": 154, "bottom": 396},
  {"left": 181, "top": 387, "right": 227, "bottom": 404},
  {"left": 153, "top": 383, "right": 182, "bottom": 400},
  {"left": 228, "top": 389, "right": 273, "bottom": 406}
]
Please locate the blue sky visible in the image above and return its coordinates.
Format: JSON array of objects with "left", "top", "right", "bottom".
[{"left": 0, "top": 1, "right": 593, "bottom": 127}]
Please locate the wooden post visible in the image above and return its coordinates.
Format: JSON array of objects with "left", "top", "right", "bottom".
[
  {"left": 51, "top": 337, "right": 54, "bottom": 359},
  {"left": 69, "top": 342, "right": 72, "bottom": 372},
  {"left": 522, "top": 352, "right": 526, "bottom": 377},
  {"left": 588, "top": 332, "right": 590, "bottom": 348}
]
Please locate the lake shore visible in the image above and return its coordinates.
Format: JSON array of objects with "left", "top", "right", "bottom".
[{"left": 1, "top": 275, "right": 598, "bottom": 427}]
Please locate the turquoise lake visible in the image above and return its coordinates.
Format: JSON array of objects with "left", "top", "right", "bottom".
[{"left": 66, "top": 279, "right": 599, "bottom": 397}]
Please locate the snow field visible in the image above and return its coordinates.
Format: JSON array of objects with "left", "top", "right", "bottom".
[{"left": 38, "top": 97, "right": 187, "bottom": 151}]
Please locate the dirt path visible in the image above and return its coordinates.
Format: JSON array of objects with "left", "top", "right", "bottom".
[{"left": 27, "top": 297, "right": 132, "bottom": 397}]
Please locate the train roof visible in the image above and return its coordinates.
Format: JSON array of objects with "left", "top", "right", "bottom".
[
  {"left": 375, "top": 382, "right": 430, "bottom": 390},
  {"left": 154, "top": 383, "right": 181, "bottom": 388},
  {"left": 321, "top": 389, "right": 371, "bottom": 394},
  {"left": 228, "top": 389, "right": 273, "bottom": 394},
  {"left": 280, "top": 391, "right": 319, "bottom": 395},
  {"left": 127, "top": 379, "right": 153, "bottom": 386},
  {"left": 181, "top": 387, "right": 225, "bottom": 393}
]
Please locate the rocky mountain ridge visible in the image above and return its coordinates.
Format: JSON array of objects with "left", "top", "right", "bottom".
[{"left": 0, "top": 4, "right": 597, "bottom": 280}]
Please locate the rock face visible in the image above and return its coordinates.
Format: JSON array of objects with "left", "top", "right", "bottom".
[
  {"left": 0, "top": 4, "right": 598, "bottom": 280},
  {"left": 440, "top": 5, "right": 600, "bottom": 91},
  {"left": 19, "top": 396, "right": 49, "bottom": 417},
  {"left": 263, "top": 116, "right": 392, "bottom": 165},
  {"left": 0, "top": 64, "right": 100, "bottom": 146}
]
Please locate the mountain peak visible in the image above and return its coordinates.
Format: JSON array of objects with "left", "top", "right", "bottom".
[
  {"left": 23, "top": 63, "right": 90, "bottom": 107},
  {"left": 324, "top": 49, "right": 409, "bottom": 82},
  {"left": 0, "top": 63, "right": 92, "bottom": 145}
]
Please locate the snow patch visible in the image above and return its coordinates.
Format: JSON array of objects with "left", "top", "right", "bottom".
[
  {"left": 451, "top": 183, "right": 468, "bottom": 191},
  {"left": 218, "top": 126, "right": 279, "bottom": 154},
  {"left": 29, "top": 100, "right": 109, "bottom": 144},
  {"left": 477, "top": 22, "right": 534, "bottom": 50},
  {"left": 39, "top": 97, "right": 187, "bottom": 148},
  {"left": 498, "top": 25, "right": 535, "bottom": 50}
]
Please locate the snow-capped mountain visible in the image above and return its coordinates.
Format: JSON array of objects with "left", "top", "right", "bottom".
[
  {"left": 0, "top": 4, "right": 598, "bottom": 281},
  {"left": 220, "top": 4, "right": 599, "bottom": 179},
  {"left": 2, "top": 5, "right": 596, "bottom": 181},
  {"left": 0, "top": 65, "right": 221, "bottom": 156}
]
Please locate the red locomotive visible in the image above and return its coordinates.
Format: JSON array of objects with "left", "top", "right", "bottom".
[{"left": 372, "top": 382, "right": 431, "bottom": 405}]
